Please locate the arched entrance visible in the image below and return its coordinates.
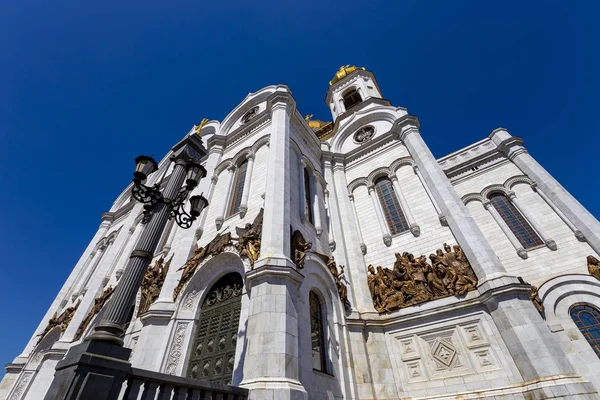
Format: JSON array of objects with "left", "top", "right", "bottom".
[{"left": 186, "top": 272, "right": 243, "bottom": 384}]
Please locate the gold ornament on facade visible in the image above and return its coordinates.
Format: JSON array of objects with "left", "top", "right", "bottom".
[
  {"left": 234, "top": 209, "right": 263, "bottom": 268},
  {"left": 291, "top": 230, "right": 311, "bottom": 269},
  {"left": 329, "top": 65, "right": 366, "bottom": 86},
  {"left": 588, "top": 255, "right": 600, "bottom": 281},
  {"left": 37, "top": 300, "right": 80, "bottom": 343},
  {"left": 73, "top": 286, "right": 115, "bottom": 341},
  {"left": 173, "top": 231, "right": 233, "bottom": 300},
  {"left": 313, "top": 253, "right": 351, "bottom": 309},
  {"left": 530, "top": 285, "right": 544, "bottom": 315},
  {"left": 367, "top": 244, "right": 478, "bottom": 314},
  {"left": 138, "top": 254, "right": 172, "bottom": 316}
]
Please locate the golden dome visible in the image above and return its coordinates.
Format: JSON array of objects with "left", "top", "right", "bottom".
[{"left": 329, "top": 65, "right": 366, "bottom": 86}]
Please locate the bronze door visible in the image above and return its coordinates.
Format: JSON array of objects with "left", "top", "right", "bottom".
[{"left": 186, "top": 273, "right": 243, "bottom": 385}]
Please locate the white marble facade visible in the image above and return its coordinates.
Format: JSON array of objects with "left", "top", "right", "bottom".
[{"left": 3, "top": 67, "right": 600, "bottom": 400}]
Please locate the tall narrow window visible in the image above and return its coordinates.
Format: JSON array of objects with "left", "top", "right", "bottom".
[
  {"left": 489, "top": 193, "right": 543, "bottom": 249},
  {"left": 304, "top": 168, "right": 314, "bottom": 224},
  {"left": 343, "top": 89, "right": 362, "bottom": 110},
  {"left": 310, "top": 292, "right": 327, "bottom": 372},
  {"left": 374, "top": 177, "right": 409, "bottom": 235},
  {"left": 570, "top": 304, "right": 600, "bottom": 358},
  {"left": 228, "top": 160, "right": 248, "bottom": 216}
]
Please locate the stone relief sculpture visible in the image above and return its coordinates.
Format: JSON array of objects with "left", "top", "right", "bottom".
[
  {"left": 73, "top": 286, "right": 114, "bottom": 341},
  {"left": 588, "top": 255, "right": 600, "bottom": 281},
  {"left": 138, "top": 254, "right": 172, "bottom": 316},
  {"left": 173, "top": 231, "right": 233, "bottom": 300},
  {"left": 234, "top": 208, "right": 263, "bottom": 268},
  {"left": 367, "top": 244, "right": 478, "bottom": 313},
  {"left": 313, "top": 253, "right": 351, "bottom": 309},
  {"left": 37, "top": 300, "right": 80, "bottom": 343},
  {"left": 291, "top": 230, "right": 311, "bottom": 269}
]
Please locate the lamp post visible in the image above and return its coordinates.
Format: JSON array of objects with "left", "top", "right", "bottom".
[{"left": 44, "top": 133, "right": 208, "bottom": 400}]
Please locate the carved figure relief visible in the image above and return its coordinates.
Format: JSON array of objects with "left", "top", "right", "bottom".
[
  {"left": 73, "top": 286, "right": 114, "bottom": 341},
  {"left": 173, "top": 231, "right": 233, "bottom": 300},
  {"left": 313, "top": 253, "right": 351, "bottom": 309},
  {"left": 234, "top": 209, "right": 263, "bottom": 268},
  {"left": 138, "top": 254, "right": 172, "bottom": 316},
  {"left": 37, "top": 300, "right": 80, "bottom": 343},
  {"left": 291, "top": 230, "right": 311, "bottom": 269},
  {"left": 530, "top": 285, "right": 544, "bottom": 315},
  {"left": 368, "top": 244, "right": 478, "bottom": 313},
  {"left": 588, "top": 255, "right": 600, "bottom": 281}
]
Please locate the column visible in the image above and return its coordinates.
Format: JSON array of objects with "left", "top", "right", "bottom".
[
  {"left": 348, "top": 194, "right": 367, "bottom": 254},
  {"left": 215, "top": 165, "right": 235, "bottom": 229},
  {"left": 508, "top": 192, "right": 557, "bottom": 250},
  {"left": 390, "top": 174, "right": 420, "bottom": 236},
  {"left": 298, "top": 158, "right": 308, "bottom": 223},
  {"left": 312, "top": 172, "right": 323, "bottom": 236},
  {"left": 238, "top": 153, "right": 255, "bottom": 218},
  {"left": 533, "top": 184, "right": 586, "bottom": 241},
  {"left": 483, "top": 201, "right": 528, "bottom": 259},
  {"left": 414, "top": 165, "right": 447, "bottom": 225},
  {"left": 490, "top": 128, "right": 600, "bottom": 254},
  {"left": 368, "top": 185, "right": 392, "bottom": 247},
  {"left": 324, "top": 189, "right": 336, "bottom": 251}
]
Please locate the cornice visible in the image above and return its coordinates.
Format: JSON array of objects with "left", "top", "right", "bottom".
[{"left": 391, "top": 114, "right": 420, "bottom": 141}]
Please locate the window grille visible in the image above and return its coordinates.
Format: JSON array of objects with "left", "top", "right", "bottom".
[
  {"left": 374, "top": 177, "right": 409, "bottom": 235},
  {"left": 570, "top": 304, "right": 600, "bottom": 358},
  {"left": 489, "top": 193, "right": 543, "bottom": 249},
  {"left": 228, "top": 160, "right": 248, "bottom": 217},
  {"left": 310, "top": 292, "right": 327, "bottom": 372}
]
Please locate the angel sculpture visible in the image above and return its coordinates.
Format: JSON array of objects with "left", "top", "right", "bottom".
[
  {"left": 588, "top": 255, "right": 600, "bottom": 281},
  {"left": 291, "top": 230, "right": 312, "bottom": 269},
  {"left": 139, "top": 255, "right": 172, "bottom": 316},
  {"left": 235, "top": 209, "right": 264, "bottom": 268}
]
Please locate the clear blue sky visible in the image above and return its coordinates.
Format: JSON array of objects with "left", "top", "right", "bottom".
[{"left": 1, "top": 0, "right": 599, "bottom": 376}]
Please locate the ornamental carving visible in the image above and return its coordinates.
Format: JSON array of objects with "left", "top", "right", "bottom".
[
  {"left": 241, "top": 106, "right": 259, "bottom": 124},
  {"left": 173, "top": 232, "right": 233, "bottom": 300},
  {"left": 367, "top": 244, "right": 477, "bottom": 313},
  {"left": 291, "top": 230, "right": 311, "bottom": 269},
  {"left": 234, "top": 209, "right": 263, "bottom": 268},
  {"left": 138, "top": 254, "right": 172, "bottom": 316},
  {"left": 588, "top": 255, "right": 600, "bottom": 281},
  {"left": 8, "top": 371, "right": 33, "bottom": 400},
  {"left": 313, "top": 253, "right": 351, "bottom": 309},
  {"left": 204, "top": 273, "right": 243, "bottom": 307},
  {"left": 73, "top": 286, "right": 114, "bottom": 341},
  {"left": 165, "top": 322, "right": 189, "bottom": 375},
  {"left": 37, "top": 300, "right": 80, "bottom": 343},
  {"left": 354, "top": 126, "right": 374, "bottom": 143}
]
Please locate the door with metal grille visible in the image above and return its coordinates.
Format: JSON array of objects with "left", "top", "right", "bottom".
[{"left": 186, "top": 273, "right": 243, "bottom": 384}]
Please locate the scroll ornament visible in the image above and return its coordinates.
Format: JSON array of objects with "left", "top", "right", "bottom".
[
  {"left": 73, "top": 286, "right": 114, "bottom": 341},
  {"left": 37, "top": 300, "right": 80, "bottom": 343},
  {"left": 367, "top": 243, "right": 477, "bottom": 313},
  {"left": 588, "top": 255, "right": 600, "bottom": 281},
  {"left": 138, "top": 254, "right": 172, "bottom": 316}
]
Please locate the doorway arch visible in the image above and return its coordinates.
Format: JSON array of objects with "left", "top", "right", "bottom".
[{"left": 185, "top": 272, "right": 243, "bottom": 384}]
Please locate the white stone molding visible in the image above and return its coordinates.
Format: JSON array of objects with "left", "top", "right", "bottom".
[
  {"left": 482, "top": 201, "right": 528, "bottom": 259},
  {"left": 103, "top": 221, "right": 139, "bottom": 284},
  {"left": 160, "top": 219, "right": 179, "bottom": 255},
  {"left": 195, "top": 175, "right": 218, "bottom": 240},
  {"left": 312, "top": 171, "right": 323, "bottom": 236},
  {"left": 348, "top": 193, "right": 367, "bottom": 254},
  {"left": 215, "top": 165, "right": 235, "bottom": 229},
  {"left": 368, "top": 185, "right": 392, "bottom": 247},
  {"left": 532, "top": 183, "right": 586, "bottom": 242},
  {"left": 163, "top": 322, "right": 189, "bottom": 375},
  {"left": 389, "top": 174, "right": 420, "bottom": 237},
  {"left": 298, "top": 157, "right": 309, "bottom": 223},
  {"left": 7, "top": 371, "right": 34, "bottom": 400},
  {"left": 508, "top": 191, "right": 557, "bottom": 251},
  {"left": 74, "top": 229, "right": 119, "bottom": 297},
  {"left": 238, "top": 153, "right": 255, "bottom": 218},
  {"left": 323, "top": 189, "right": 336, "bottom": 251},
  {"left": 413, "top": 165, "right": 448, "bottom": 226}
]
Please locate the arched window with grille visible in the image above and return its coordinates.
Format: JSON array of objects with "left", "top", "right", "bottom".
[
  {"left": 342, "top": 88, "right": 362, "bottom": 110},
  {"left": 310, "top": 291, "right": 327, "bottom": 372},
  {"left": 304, "top": 168, "right": 314, "bottom": 224},
  {"left": 570, "top": 304, "right": 600, "bottom": 358},
  {"left": 227, "top": 160, "right": 248, "bottom": 217},
  {"left": 374, "top": 177, "right": 409, "bottom": 235},
  {"left": 488, "top": 193, "right": 543, "bottom": 249}
]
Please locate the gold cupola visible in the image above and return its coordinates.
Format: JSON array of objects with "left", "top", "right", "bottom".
[{"left": 329, "top": 65, "right": 366, "bottom": 86}]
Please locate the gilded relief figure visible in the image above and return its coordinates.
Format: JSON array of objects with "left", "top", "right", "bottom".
[
  {"left": 73, "top": 286, "right": 114, "bottom": 341},
  {"left": 291, "top": 230, "right": 312, "bottom": 269},
  {"left": 588, "top": 255, "right": 600, "bottom": 281},
  {"left": 235, "top": 209, "right": 263, "bottom": 268},
  {"left": 530, "top": 285, "right": 544, "bottom": 314},
  {"left": 368, "top": 244, "right": 478, "bottom": 313},
  {"left": 37, "top": 300, "right": 81, "bottom": 343},
  {"left": 314, "top": 253, "right": 351, "bottom": 309},
  {"left": 138, "top": 254, "right": 172, "bottom": 316}
]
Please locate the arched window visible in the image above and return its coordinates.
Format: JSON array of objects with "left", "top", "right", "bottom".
[
  {"left": 228, "top": 160, "right": 248, "bottom": 216},
  {"left": 374, "top": 177, "right": 409, "bottom": 235},
  {"left": 489, "top": 193, "right": 543, "bottom": 249},
  {"left": 570, "top": 304, "right": 600, "bottom": 358},
  {"left": 304, "top": 168, "right": 314, "bottom": 224},
  {"left": 343, "top": 89, "right": 362, "bottom": 110},
  {"left": 310, "top": 291, "right": 327, "bottom": 372}
]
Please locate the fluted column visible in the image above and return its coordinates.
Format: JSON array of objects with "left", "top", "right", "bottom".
[
  {"left": 389, "top": 174, "right": 420, "bottom": 236},
  {"left": 238, "top": 154, "right": 255, "bottom": 218},
  {"left": 368, "top": 185, "right": 392, "bottom": 247},
  {"left": 348, "top": 194, "right": 367, "bottom": 254},
  {"left": 508, "top": 192, "right": 557, "bottom": 251},
  {"left": 215, "top": 165, "right": 235, "bottom": 229},
  {"left": 312, "top": 172, "right": 323, "bottom": 235},
  {"left": 483, "top": 201, "right": 528, "bottom": 259},
  {"left": 298, "top": 158, "right": 308, "bottom": 223}
]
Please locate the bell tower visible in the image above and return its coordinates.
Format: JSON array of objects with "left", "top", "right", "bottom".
[{"left": 325, "top": 65, "right": 385, "bottom": 120}]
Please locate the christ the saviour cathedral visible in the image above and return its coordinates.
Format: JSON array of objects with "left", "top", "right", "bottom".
[{"left": 3, "top": 66, "right": 600, "bottom": 400}]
